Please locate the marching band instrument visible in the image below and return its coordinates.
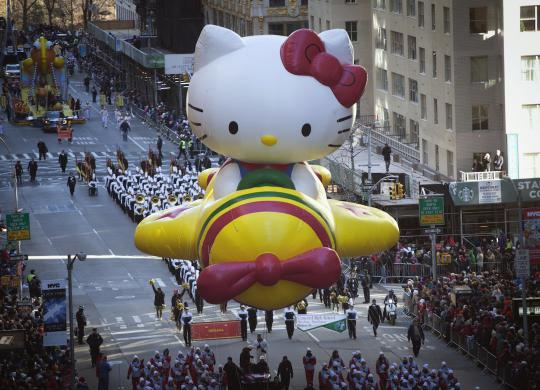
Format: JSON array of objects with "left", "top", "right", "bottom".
[{"left": 135, "top": 194, "right": 146, "bottom": 204}]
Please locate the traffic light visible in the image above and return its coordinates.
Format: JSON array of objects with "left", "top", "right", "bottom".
[
  {"left": 389, "top": 183, "right": 397, "bottom": 199},
  {"left": 396, "top": 183, "right": 405, "bottom": 199}
]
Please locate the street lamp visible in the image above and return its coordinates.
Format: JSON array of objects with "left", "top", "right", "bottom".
[
  {"left": 505, "top": 177, "right": 529, "bottom": 348},
  {"left": 67, "top": 252, "right": 87, "bottom": 389}
]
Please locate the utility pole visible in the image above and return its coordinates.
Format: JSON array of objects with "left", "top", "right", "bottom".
[{"left": 67, "top": 253, "right": 86, "bottom": 389}]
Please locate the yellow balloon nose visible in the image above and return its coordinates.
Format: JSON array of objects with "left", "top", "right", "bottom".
[{"left": 261, "top": 134, "right": 278, "bottom": 146}]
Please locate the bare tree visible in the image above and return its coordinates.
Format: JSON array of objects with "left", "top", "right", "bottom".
[
  {"left": 43, "top": 0, "right": 57, "bottom": 26},
  {"left": 15, "top": 0, "right": 40, "bottom": 30}
]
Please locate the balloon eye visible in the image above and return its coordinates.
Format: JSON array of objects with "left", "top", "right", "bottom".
[
  {"left": 301, "top": 123, "right": 311, "bottom": 137},
  {"left": 229, "top": 121, "right": 238, "bottom": 134}
]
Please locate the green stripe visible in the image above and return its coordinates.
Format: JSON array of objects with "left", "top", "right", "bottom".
[{"left": 197, "top": 191, "right": 335, "bottom": 249}]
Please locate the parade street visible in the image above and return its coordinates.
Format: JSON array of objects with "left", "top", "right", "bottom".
[{"left": 0, "top": 79, "right": 499, "bottom": 389}]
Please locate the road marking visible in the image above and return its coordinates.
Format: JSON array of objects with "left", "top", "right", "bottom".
[
  {"left": 115, "top": 334, "right": 173, "bottom": 341},
  {"left": 11, "top": 154, "right": 18, "bottom": 160},
  {"left": 154, "top": 278, "right": 165, "bottom": 288},
  {"left": 29, "top": 254, "right": 160, "bottom": 260},
  {"left": 307, "top": 331, "right": 320, "bottom": 342},
  {"left": 127, "top": 272, "right": 134, "bottom": 280},
  {"left": 114, "top": 295, "right": 135, "bottom": 300},
  {"left": 91, "top": 152, "right": 98, "bottom": 157},
  {"left": 169, "top": 276, "right": 177, "bottom": 285},
  {"left": 46, "top": 152, "right": 53, "bottom": 159},
  {"left": 108, "top": 248, "right": 115, "bottom": 256},
  {"left": 133, "top": 315, "right": 142, "bottom": 323},
  {"left": 69, "top": 152, "right": 75, "bottom": 158},
  {"left": 110, "top": 329, "right": 148, "bottom": 335},
  {"left": 127, "top": 135, "right": 146, "bottom": 151},
  {"left": 0, "top": 156, "right": 6, "bottom": 160},
  {"left": 23, "top": 153, "right": 30, "bottom": 159},
  {"left": 115, "top": 316, "right": 123, "bottom": 323},
  {"left": 95, "top": 287, "right": 102, "bottom": 291}
]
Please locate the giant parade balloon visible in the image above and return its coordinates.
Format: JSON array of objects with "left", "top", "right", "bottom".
[{"left": 134, "top": 25, "right": 400, "bottom": 310}]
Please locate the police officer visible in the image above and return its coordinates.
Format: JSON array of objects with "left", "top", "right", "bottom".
[
  {"left": 265, "top": 310, "right": 273, "bottom": 333},
  {"left": 58, "top": 150, "right": 68, "bottom": 173},
  {"left": 346, "top": 305, "right": 357, "bottom": 339},
  {"left": 76, "top": 306, "right": 87, "bottom": 344},
  {"left": 247, "top": 306, "right": 258, "bottom": 333},
  {"left": 284, "top": 306, "right": 295, "bottom": 340},
  {"left": 181, "top": 305, "right": 193, "bottom": 347},
  {"left": 361, "top": 274, "right": 370, "bottom": 303},
  {"left": 238, "top": 305, "right": 248, "bottom": 341}
]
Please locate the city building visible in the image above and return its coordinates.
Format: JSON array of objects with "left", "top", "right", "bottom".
[
  {"left": 503, "top": 0, "right": 540, "bottom": 179},
  {"left": 201, "top": 0, "right": 308, "bottom": 37},
  {"left": 309, "top": 0, "right": 506, "bottom": 180},
  {"left": 115, "top": 0, "right": 139, "bottom": 24}
]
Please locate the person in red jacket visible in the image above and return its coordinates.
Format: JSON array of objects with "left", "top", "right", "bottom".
[
  {"left": 126, "top": 356, "right": 144, "bottom": 390},
  {"left": 302, "top": 348, "right": 316, "bottom": 388}
]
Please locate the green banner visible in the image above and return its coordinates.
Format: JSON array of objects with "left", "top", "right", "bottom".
[
  {"left": 449, "top": 178, "right": 540, "bottom": 206},
  {"left": 6, "top": 213, "right": 30, "bottom": 241},
  {"left": 323, "top": 319, "right": 347, "bottom": 333}
]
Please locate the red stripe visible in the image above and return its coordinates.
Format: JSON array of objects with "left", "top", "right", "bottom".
[{"left": 200, "top": 201, "right": 332, "bottom": 267}]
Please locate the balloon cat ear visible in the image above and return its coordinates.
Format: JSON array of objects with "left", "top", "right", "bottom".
[
  {"left": 194, "top": 25, "right": 245, "bottom": 72},
  {"left": 318, "top": 29, "right": 354, "bottom": 65}
]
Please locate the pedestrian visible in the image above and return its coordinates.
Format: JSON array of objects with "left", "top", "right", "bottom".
[
  {"left": 254, "top": 333, "right": 268, "bottom": 361},
  {"left": 346, "top": 304, "right": 357, "bottom": 339},
  {"left": 91, "top": 86, "right": 97, "bottom": 103},
  {"left": 84, "top": 76, "right": 90, "bottom": 93},
  {"left": 37, "top": 140, "right": 48, "bottom": 160},
  {"left": 407, "top": 318, "right": 425, "bottom": 357},
  {"left": 76, "top": 306, "right": 87, "bottom": 345},
  {"left": 361, "top": 274, "right": 370, "bottom": 303},
  {"left": 194, "top": 289, "right": 204, "bottom": 314},
  {"left": 67, "top": 172, "right": 76, "bottom": 196},
  {"left": 482, "top": 152, "right": 491, "bottom": 171},
  {"left": 238, "top": 305, "right": 248, "bottom": 341},
  {"left": 247, "top": 306, "right": 257, "bottom": 333},
  {"left": 223, "top": 357, "right": 241, "bottom": 390},
  {"left": 277, "top": 355, "right": 294, "bottom": 390},
  {"left": 181, "top": 305, "right": 193, "bottom": 346},
  {"left": 150, "top": 279, "right": 165, "bottom": 320},
  {"left": 303, "top": 348, "right": 316, "bottom": 389},
  {"left": 265, "top": 310, "right": 273, "bottom": 333},
  {"left": 97, "top": 355, "right": 112, "bottom": 390},
  {"left": 157, "top": 135, "right": 163, "bottom": 157},
  {"left": 86, "top": 328, "right": 103, "bottom": 367},
  {"left": 14, "top": 160, "right": 23, "bottom": 184},
  {"left": 284, "top": 305, "right": 295, "bottom": 340},
  {"left": 494, "top": 149, "right": 504, "bottom": 171},
  {"left": 58, "top": 150, "right": 68, "bottom": 173},
  {"left": 120, "top": 119, "right": 130, "bottom": 141},
  {"left": 85, "top": 102, "right": 91, "bottom": 120},
  {"left": 368, "top": 299, "right": 383, "bottom": 337},
  {"left": 100, "top": 107, "right": 108, "bottom": 128},
  {"left": 382, "top": 143, "right": 392, "bottom": 173},
  {"left": 27, "top": 158, "right": 38, "bottom": 182}
]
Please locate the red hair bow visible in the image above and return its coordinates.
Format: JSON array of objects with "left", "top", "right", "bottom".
[
  {"left": 280, "top": 29, "right": 367, "bottom": 108},
  {"left": 197, "top": 247, "right": 341, "bottom": 304}
]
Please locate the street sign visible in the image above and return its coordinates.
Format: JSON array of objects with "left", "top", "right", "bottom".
[
  {"left": 419, "top": 196, "right": 445, "bottom": 226},
  {"left": 423, "top": 227, "right": 442, "bottom": 235},
  {"left": 6, "top": 213, "right": 30, "bottom": 241},
  {"left": 515, "top": 249, "right": 530, "bottom": 279}
]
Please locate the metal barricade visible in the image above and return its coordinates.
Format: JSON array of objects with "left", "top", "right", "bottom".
[{"left": 485, "top": 349, "right": 497, "bottom": 375}]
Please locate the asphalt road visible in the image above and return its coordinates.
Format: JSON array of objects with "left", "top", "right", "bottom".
[{"left": 0, "top": 77, "right": 500, "bottom": 389}]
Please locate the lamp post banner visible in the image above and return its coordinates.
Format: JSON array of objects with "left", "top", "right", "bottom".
[
  {"left": 42, "top": 279, "right": 67, "bottom": 347},
  {"left": 296, "top": 314, "right": 347, "bottom": 333}
]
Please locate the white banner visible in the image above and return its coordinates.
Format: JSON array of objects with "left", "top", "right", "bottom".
[
  {"left": 165, "top": 54, "right": 195, "bottom": 75},
  {"left": 478, "top": 180, "right": 502, "bottom": 204},
  {"left": 296, "top": 314, "right": 346, "bottom": 331}
]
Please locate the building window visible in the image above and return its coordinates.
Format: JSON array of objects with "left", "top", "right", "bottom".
[
  {"left": 301, "top": 0, "right": 308, "bottom": 5},
  {"left": 407, "top": 35, "right": 416, "bottom": 60},
  {"left": 378, "top": 106, "right": 390, "bottom": 124},
  {"left": 409, "top": 78, "right": 418, "bottom": 102},
  {"left": 523, "top": 104, "right": 540, "bottom": 129},
  {"left": 319, "top": 18, "right": 322, "bottom": 31},
  {"left": 432, "top": 51, "right": 437, "bottom": 78},
  {"left": 419, "top": 47, "right": 425, "bottom": 73},
  {"left": 390, "top": 0, "right": 402, "bottom": 14},
  {"left": 422, "top": 139, "right": 428, "bottom": 164},
  {"left": 443, "top": 6, "right": 451, "bottom": 33},
  {"left": 472, "top": 105, "right": 489, "bottom": 131},
  {"left": 269, "top": 0, "right": 285, "bottom": 7},
  {"left": 407, "top": 0, "right": 416, "bottom": 17},
  {"left": 392, "top": 72, "right": 405, "bottom": 98},
  {"left": 391, "top": 31, "right": 404, "bottom": 56},
  {"left": 376, "top": 27, "right": 387, "bottom": 50},
  {"left": 470, "top": 7, "right": 487, "bottom": 34},
  {"left": 445, "top": 103, "right": 452, "bottom": 130},
  {"left": 418, "top": 1, "right": 425, "bottom": 27},
  {"left": 522, "top": 55, "right": 540, "bottom": 81},
  {"left": 410, "top": 119, "right": 419, "bottom": 144},
  {"left": 520, "top": 6, "right": 540, "bottom": 31},
  {"left": 375, "top": 0, "right": 386, "bottom": 10},
  {"left": 444, "top": 55, "right": 451, "bottom": 82},
  {"left": 471, "top": 56, "right": 488, "bottom": 83},
  {"left": 393, "top": 112, "right": 406, "bottom": 137},
  {"left": 345, "top": 0, "right": 356, "bottom": 3},
  {"left": 376, "top": 67, "right": 388, "bottom": 91},
  {"left": 431, "top": 3, "right": 436, "bottom": 30},
  {"left": 420, "top": 94, "right": 427, "bottom": 119},
  {"left": 345, "top": 21, "right": 358, "bottom": 41},
  {"left": 435, "top": 144, "right": 440, "bottom": 171},
  {"left": 326, "top": 20, "right": 331, "bottom": 30},
  {"left": 434, "top": 98, "right": 438, "bottom": 124},
  {"left": 447, "top": 150, "right": 454, "bottom": 177},
  {"left": 310, "top": 15, "right": 314, "bottom": 29}
]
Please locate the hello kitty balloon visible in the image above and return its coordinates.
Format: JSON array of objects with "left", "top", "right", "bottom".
[{"left": 134, "top": 25, "right": 400, "bottom": 310}]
